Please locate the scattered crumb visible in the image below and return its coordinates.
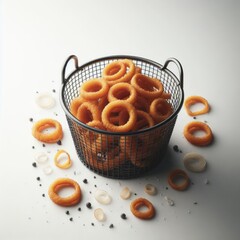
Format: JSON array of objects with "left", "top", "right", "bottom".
[{"left": 109, "top": 224, "right": 114, "bottom": 229}]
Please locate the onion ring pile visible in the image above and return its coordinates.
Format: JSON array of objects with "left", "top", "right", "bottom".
[
  {"left": 183, "top": 121, "right": 213, "bottom": 146},
  {"left": 184, "top": 95, "right": 210, "bottom": 116},
  {"left": 130, "top": 198, "right": 155, "bottom": 219},
  {"left": 32, "top": 118, "right": 63, "bottom": 143},
  {"left": 68, "top": 59, "right": 174, "bottom": 172},
  {"left": 70, "top": 59, "right": 173, "bottom": 130},
  {"left": 167, "top": 169, "right": 190, "bottom": 191},
  {"left": 48, "top": 178, "right": 81, "bottom": 206}
]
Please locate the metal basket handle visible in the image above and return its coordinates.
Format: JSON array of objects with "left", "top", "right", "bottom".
[
  {"left": 161, "top": 58, "right": 183, "bottom": 88},
  {"left": 62, "top": 55, "right": 79, "bottom": 84}
]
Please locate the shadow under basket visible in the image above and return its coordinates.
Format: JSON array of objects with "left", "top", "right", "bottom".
[{"left": 60, "top": 55, "right": 184, "bottom": 179}]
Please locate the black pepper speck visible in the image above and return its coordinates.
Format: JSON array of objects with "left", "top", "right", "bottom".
[
  {"left": 29, "top": 118, "right": 33, "bottom": 122},
  {"left": 57, "top": 140, "right": 62, "bottom": 145},
  {"left": 42, "top": 194, "right": 45, "bottom": 197},
  {"left": 173, "top": 145, "right": 179, "bottom": 152},
  {"left": 109, "top": 224, "right": 114, "bottom": 229},
  {"left": 36, "top": 177, "right": 41, "bottom": 181},
  {"left": 78, "top": 207, "right": 81, "bottom": 211},
  {"left": 66, "top": 210, "right": 70, "bottom": 215},
  {"left": 86, "top": 202, "right": 92, "bottom": 209},
  {"left": 42, "top": 144, "right": 46, "bottom": 147},
  {"left": 83, "top": 179, "right": 88, "bottom": 184},
  {"left": 91, "top": 222, "right": 94, "bottom": 226},
  {"left": 121, "top": 213, "right": 127, "bottom": 220},
  {"left": 32, "top": 162, "right": 37, "bottom": 168},
  {"left": 69, "top": 217, "right": 73, "bottom": 221}
]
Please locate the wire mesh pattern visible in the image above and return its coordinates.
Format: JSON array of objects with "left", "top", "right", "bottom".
[{"left": 60, "top": 55, "right": 183, "bottom": 179}]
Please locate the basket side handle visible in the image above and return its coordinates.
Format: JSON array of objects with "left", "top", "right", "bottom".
[
  {"left": 161, "top": 58, "right": 183, "bottom": 88},
  {"left": 62, "top": 55, "right": 79, "bottom": 84}
]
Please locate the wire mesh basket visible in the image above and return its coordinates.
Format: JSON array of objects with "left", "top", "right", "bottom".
[{"left": 60, "top": 55, "right": 184, "bottom": 179}]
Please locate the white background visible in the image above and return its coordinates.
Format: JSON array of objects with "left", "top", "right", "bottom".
[{"left": 1, "top": 0, "right": 240, "bottom": 239}]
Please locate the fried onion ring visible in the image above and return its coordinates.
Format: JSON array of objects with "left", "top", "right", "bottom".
[
  {"left": 168, "top": 169, "right": 190, "bottom": 191},
  {"left": 123, "top": 136, "right": 153, "bottom": 168},
  {"left": 130, "top": 198, "right": 155, "bottom": 219},
  {"left": 135, "top": 66, "right": 142, "bottom": 74},
  {"left": 131, "top": 74, "right": 163, "bottom": 99},
  {"left": 161, "top": 91, "right": 172, "bottom": 99},
  {"left": 184, "top": 96, "right": 210, "bottom": 116},
  {"left": 54, "top": 149, "right": 72, "bottom": 169},
  {"left": 69, "top": 97, "right": 86, "bottom": 116},
  {"left": 133, "top": 95, "right": 150, "bottom": 112},
  {"left": 80, "top": 78, "right": 109, "bottom": 101},
  {"left": 102, "top": 100, "right": 137, "bottom": 132},
  {"left": 86, "top": 120, "right": 116, "bottom": 151},
  {"left": 85, "top": 144, "right": 125, "bottom": 171},
  {"left": 132, "top": 110, "right": 154, "bottom": 131},
  {"left": 102, "top": 61, "right": 126, "bottom": 81},
  {"left": 32, "top": 118, "right": 63, "bottom": 143},
  {"left": 48, "top": 178, "right": 81, "bottom": 206},
  {"left": 76, "top": 102, "right": 101, "bottom": 124},
  {"left": 103, "top": 59, "right": 136, "bottom": 85},
  {"left": 107, "top": 82, "right": 137, "bottom": 104},
  {"left": 183, "top": 121, "right": 213, "bottom": 146},
  {"left": 149, "top": 98, "right": 173, "bottom": 123}
]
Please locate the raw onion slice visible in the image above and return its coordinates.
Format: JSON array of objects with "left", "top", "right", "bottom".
[
  {"left": 42, "top": 165, "right": 53, "bottom": 175},
  {"left": 36, "top": 93, "right": 56, "bottom": 109},
  {"left": 94, "top": 189, "right": 112, "bottom": 205},
  {"left": 183, "top": 152, "right": 207, "bottom": 173},
  {"left": 120, "top": 187, "right": 131, "bottom": 200},
  {"left": 94, "top": 208, "right": 106, "bottom": 222},
  {"left": 35, "top": 152, "right": 49, "bottom": 164},
  {"left": 144, "top": 184, "right": 157, "bottom": 195}
]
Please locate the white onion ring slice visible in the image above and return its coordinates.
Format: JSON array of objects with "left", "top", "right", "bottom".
[
  {"left": 36, "top": 93, "right": 56, "bottom": 109},
  {"left": 183, "top": 152, "right": 207, "bottom": 173},
  {"left": 144, "top": 184, "right": 157, "bottom": 195},
  {"left": 35, "top": 152, "right": 49, "bottom": 164},
  {"left": 42, "top": 165, "right": 53, "bottom": 175},
  {"left": 94, "top": 189, "right": 112, "bottom": 205},
  {"left": 94, "top": 208, "right": 106, "bottom": 222},
  {"left": 120, "top": 186, "right": 131, "bottom": 200}
]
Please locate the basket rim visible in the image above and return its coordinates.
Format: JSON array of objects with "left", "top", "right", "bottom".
[{"left": 60, "top": 54, "right": 184, "bottom": 136}]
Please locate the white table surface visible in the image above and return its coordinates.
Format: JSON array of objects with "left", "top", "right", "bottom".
[{"left": 1, "top": 0, "right": 240, "bottom": 239}]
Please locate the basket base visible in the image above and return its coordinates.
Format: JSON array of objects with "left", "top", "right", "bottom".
[{"left": 76, "top": 148, "right": 168, "bottom": 179}]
